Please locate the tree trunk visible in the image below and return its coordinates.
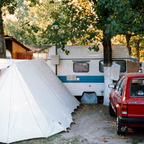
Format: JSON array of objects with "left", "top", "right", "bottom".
[
  {"left": 136, "top": 40, "right": 140, "bottom": 63},
  {"left": 0, "top": 8, "right": 6, "bottom": 58},
  {"left": 126, "top": 34, "right": 131, "bottom": 56},
  {"left": 103, "top": 38, "right": 112, "bottom": 66},
  {"left": 103, "top": 37, "right": 112, "bottom": 106},
  {"left": 92, "top": 0, "right": 113, "bottom": 106}
]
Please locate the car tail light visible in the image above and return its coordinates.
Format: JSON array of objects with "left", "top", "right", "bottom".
[{"left": 122, "top": 104, "right": 128, "bottom": 117}]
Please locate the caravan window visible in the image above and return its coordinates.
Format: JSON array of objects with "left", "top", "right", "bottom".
[
  {"left": 73, "top": 62, "right": 89, "bottom": 73},
  {"left": 99, "top": 60, "right": 126, "bottom": 73}
]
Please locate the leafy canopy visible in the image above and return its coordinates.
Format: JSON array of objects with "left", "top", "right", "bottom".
[
  {"left": 89, "top": 0, "right": 144, "bottom": 39},
  {"left": 43, "top": 0, "right": 100, "bottom": 54}
]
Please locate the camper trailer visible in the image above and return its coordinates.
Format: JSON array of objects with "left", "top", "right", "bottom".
[{"left": 47, "top": 44, "right": 130, "bottom": 101}]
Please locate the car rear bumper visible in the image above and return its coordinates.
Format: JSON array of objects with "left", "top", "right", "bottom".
[{"left": 119, "top": 116, "right": 144, "bottom": 125}]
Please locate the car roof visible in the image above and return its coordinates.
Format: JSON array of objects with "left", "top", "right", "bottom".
[{"left": 123, "top": 73, "right": 144, "bottom": 78}]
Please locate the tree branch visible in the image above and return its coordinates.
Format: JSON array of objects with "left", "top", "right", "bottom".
[{"left": 92, "top": 0, "right": 97, "bottom": 5}]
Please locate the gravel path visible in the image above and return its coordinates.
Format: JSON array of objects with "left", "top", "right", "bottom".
[
  {"left": 14, "top": 104, "right": 144, "bottom": 144},
  {"left": 60, "top": 104, "right": 144, "bottom": 144}
]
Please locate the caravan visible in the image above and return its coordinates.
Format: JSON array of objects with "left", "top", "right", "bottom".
[{"left": 47, "top": 44, "right": 130, "bottom": 101}]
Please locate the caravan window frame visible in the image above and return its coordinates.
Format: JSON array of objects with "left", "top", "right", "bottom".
[
  {"left": 99, "top": 60, "right": 126, "bottom": 73},
  {"left": 73, "top": 62, "right": 89, "bottom": 73}
]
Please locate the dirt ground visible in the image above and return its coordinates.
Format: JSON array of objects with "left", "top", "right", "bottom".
[
  {"left": 60, "top": 104, "right": 144, "bottom": 144},
  {"left": 15, "top": 104, "right": 144, "bottom": 144}
]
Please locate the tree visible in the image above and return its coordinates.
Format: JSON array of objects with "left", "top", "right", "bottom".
[
  {"left": 90, "top": 0, "right": 122, "bottom": 105},
  {"left": 3, "top": 0, "right": 143, "bottom": 105},
  {"left": 112, "top": 34, "right": 144, "bottom": 62},
  {"left": 43, "top": 0, "right": 99, "bottom": 54},
  {"left": 43, "top": 0, "right": 144, "bottom": 105},
  {"left": 0, "top": 0, "right": 39, "bottom": 58},
  {"left": 3, "top": 0, "right": 56, "bottom": 47},
  {"left": 0, "top": 0, "right": 14, "bottom": 58},
  {"left": 89, "top": 0, "right": 144, "bottom": 105},
  {"left": 131, "top": 35, "right": 144, "bottom": 63},
  {"left": 114, "top": 0, "right": 144, "bottom": 55}
]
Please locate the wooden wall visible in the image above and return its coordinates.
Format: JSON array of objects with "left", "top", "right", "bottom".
[
  {"left": 12, "top": 41, "right": 27, "bottom": 59},
  {"left": 17, "top": 52, "right": 33, "bottom": 60},
  {"left": 12, "top": 41, "right": 33, "bottom": 59}
]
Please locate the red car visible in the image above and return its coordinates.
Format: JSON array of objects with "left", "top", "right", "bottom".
[{"left": 109, "top": 73, "right": 144, "bottom": 135}]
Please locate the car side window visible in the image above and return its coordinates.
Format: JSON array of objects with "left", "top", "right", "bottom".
[
  {"left": 118, "top": 77, "right": 126, "bottom": 96},
  {"left": 115, "top": 76, "right": 124, "bottom": 90}
]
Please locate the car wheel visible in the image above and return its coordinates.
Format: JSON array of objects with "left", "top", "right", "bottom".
[
  {"left": 133, "top": 127, "right": 139, "bottom": 133},
  {"left": 109, "top": 102, "right": 115, "bottom": 116},
  {"left": 116, "top": 117, "right": 127, "bottom": 135},
  {"left": 116, "top": 117, "right": 123, "bottom": 135}
]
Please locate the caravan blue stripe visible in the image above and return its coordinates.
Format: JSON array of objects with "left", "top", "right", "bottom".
[{"left": 58, "top": 76, "right": 104, "bottom": 83}]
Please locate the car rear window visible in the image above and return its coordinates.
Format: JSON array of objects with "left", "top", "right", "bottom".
[{"left": 130, "top": 78, "right": 144, "bottom": 97}]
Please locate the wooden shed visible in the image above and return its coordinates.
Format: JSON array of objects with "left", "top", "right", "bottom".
[{"left": 5, "top": 36, "right": 33, "bottom": 60}]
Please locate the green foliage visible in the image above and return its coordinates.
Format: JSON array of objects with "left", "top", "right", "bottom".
[
  {"left": 3, "top": 0, "right": 49, "bottom": 47},
  {"left": 131, "top": 34, "right": 144, "bottom": 61},
  {"left": 42, "top": 0, "right": 100, "bottom": 53},
  {"left": 90, "top": 0, "right": 144, "bottom": 40},
  {"left": 89, "top": 0, "right": 144, "bottom": 62},
  {"left": 88, "top": 45, "right": 99, "bottom": 52},
  {"left": 3, "top": 0, "right": 144, "bottom": 56},
  {"left": 28, "top": 0, "right": 39, "bottom": 7},
  {"left": 0, "top": 0, "right": 16, "bottom": 14}
]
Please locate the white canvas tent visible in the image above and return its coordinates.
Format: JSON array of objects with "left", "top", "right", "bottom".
[
  {"left": 0, "top": 58, "right": 25, "bottom": 69},
  {"left": 0, "top": 59, "right": 79, "bottom": 143},
  {"left": 0, "top": 58, "right": 25, "bottom": 76}
]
